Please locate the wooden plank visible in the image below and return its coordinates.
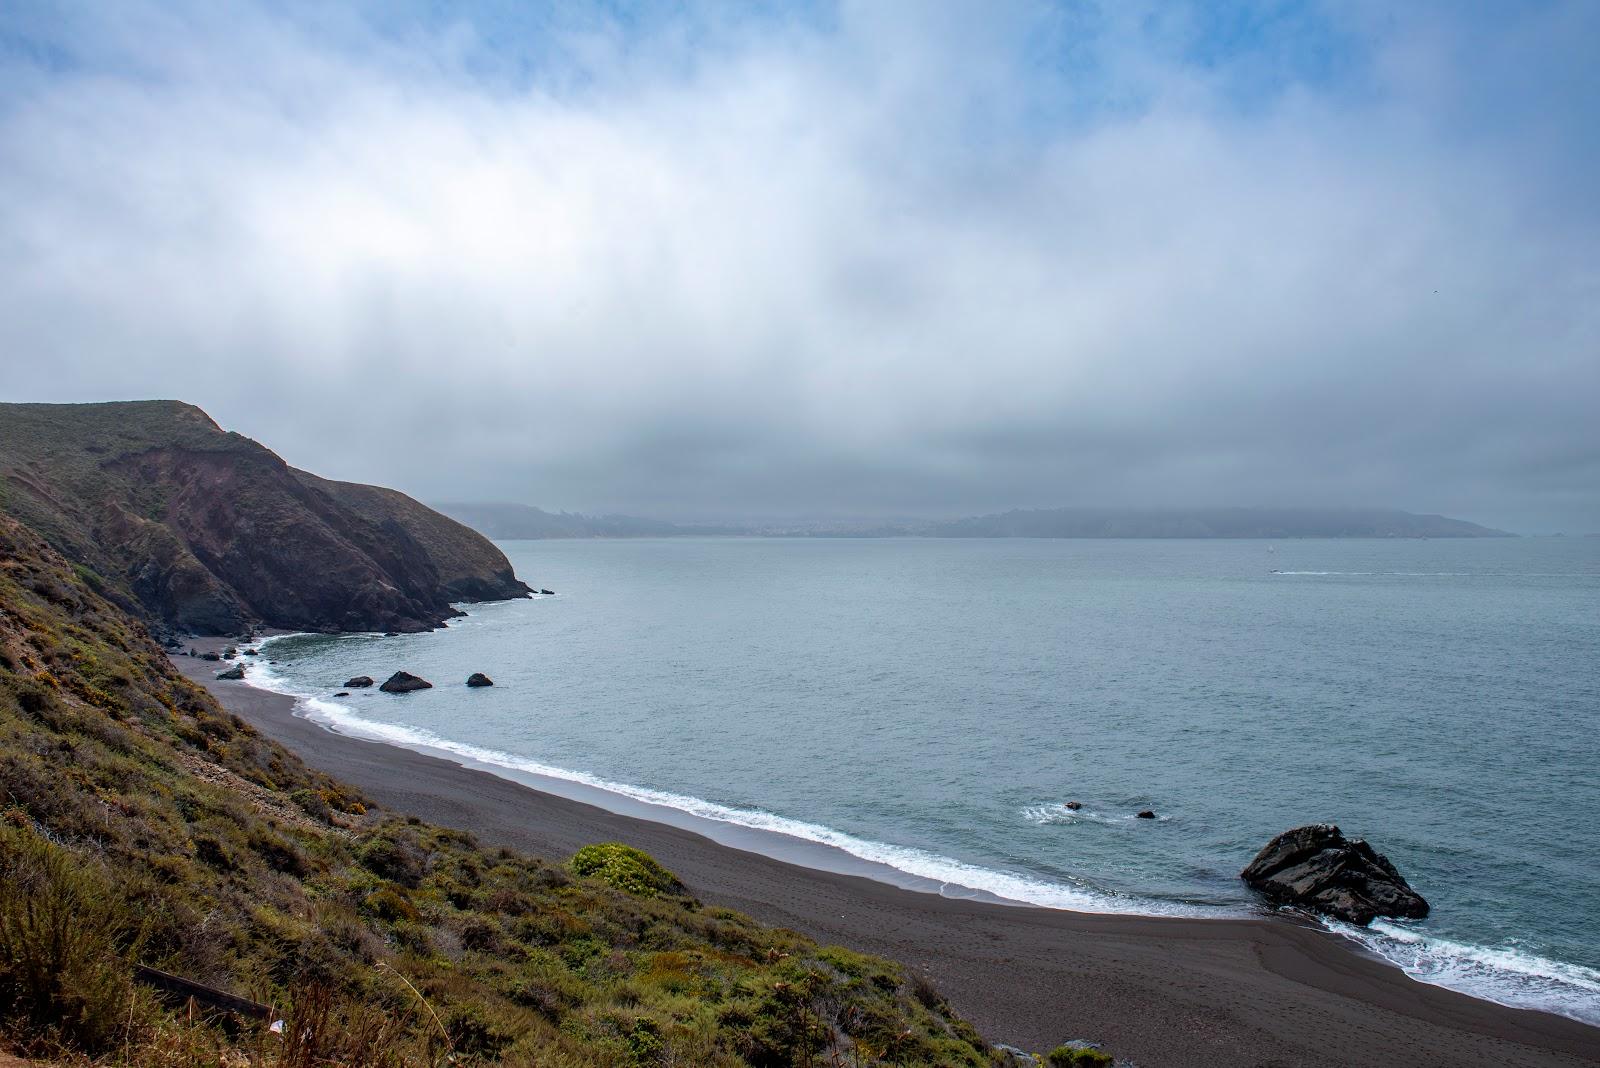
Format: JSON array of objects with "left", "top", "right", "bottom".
[{"left": 132, "top": 964, "right": 274, "bottom": 1022}]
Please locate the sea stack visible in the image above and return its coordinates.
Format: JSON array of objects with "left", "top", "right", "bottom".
[
  {"left": 1241, "top": 824, "right": 1429, "bottom": 926},
  {"left": 380, "top": 671, "right": 433, "bottom": 693}
]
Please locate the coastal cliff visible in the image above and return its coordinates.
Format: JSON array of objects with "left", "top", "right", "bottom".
[{"left": 0, "top": 400, "right": 530, "bottom": 634}]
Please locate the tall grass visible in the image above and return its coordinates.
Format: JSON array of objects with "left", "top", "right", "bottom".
[{"left": 0, "top": 826, "right": 139, "bottom": 1053}]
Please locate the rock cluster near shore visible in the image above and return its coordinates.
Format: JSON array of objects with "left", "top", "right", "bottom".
[{"left": 1241, "top": 824, "right": 1429, "bottom": 926}]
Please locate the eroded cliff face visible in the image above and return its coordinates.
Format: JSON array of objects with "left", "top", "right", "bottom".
[{"left": 0, "top": 400, "right": 530, "bottom": 634}]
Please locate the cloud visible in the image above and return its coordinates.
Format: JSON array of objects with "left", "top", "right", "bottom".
[{"left": 0, "top": 0, "right": 1596, "bottom": 530}]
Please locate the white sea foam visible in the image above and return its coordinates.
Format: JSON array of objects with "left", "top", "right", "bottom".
[
  {"left": 1022, "top": 802, "right": 1172, "bottom": 825},
  {"left": 1327, "top": 918, "right": 1600, "bottom": 1027},
  {"left": 243, "top": 642, "right": 1204, "bottom": 917},
  {"left": 241, "top": 635, "right": 1600, "bottom": 1026}
]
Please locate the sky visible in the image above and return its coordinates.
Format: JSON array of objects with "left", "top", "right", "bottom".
[{"left": 1, "top": 1, "right": 1596, "bottom": 532}]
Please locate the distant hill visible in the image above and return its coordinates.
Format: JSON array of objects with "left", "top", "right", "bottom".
[
  {"left": 434, "top": 501, "right": 740, "bottom": 539},
  {"left": 0, "top": 400, "right": 531, "bottom": 634},
  {"left": 928, "top": 507, "right": 1512, "bottom": 539},
  {"left": 437, "top": 502, "right": 1510, "bottom": 540}
]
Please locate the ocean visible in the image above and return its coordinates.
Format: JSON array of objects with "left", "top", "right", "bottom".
[{"left": 247, "top": 536, "right": 1600, "bottom": 1025}]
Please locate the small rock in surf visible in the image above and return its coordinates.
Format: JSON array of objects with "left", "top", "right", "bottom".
[
  {"left": 1135, "top": 810, "right": 1156, "bottom": 819},
  {"left": 380, "top": 670, "right": 432, "bottom": 693},
  {"left": 466, "top": 672, "right": 494, "bottom": 687}
]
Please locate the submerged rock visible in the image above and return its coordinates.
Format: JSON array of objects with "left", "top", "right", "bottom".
[
  {"left": 380, "top": 670, "right": 432, "bottom": 694},
  {"left": 466, "top": 672, "right": 494, "bottom": 687},
  {"left": 334, "top": 691, "right": 350, "bottom": 697},
  {"left": 539, "top": 589, "right": 555, "bottom": 596},
  {"left": 344, "top": 675, "right": 375, "bottom": 688},
  {"left": 1064, "top": 801, "right": 1083, "bottom": 811},
  {"left": 1135, "top": 810, "right": 1156, "bottom": 819},
  {"left": 215, "top": 665, "right": 246, "bottom": 680},
  {"left": 1241, "top": 824, "right": 1429, "bottom": 926}
]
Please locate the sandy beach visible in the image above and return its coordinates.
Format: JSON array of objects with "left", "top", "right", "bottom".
[{"left": 173, "top": 653, "right": 1600, "bottom": 1068}]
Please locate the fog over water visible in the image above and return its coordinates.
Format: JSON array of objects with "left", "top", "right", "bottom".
[{"left": 1, "top": 2, "right": 1596, "bottom": 531}]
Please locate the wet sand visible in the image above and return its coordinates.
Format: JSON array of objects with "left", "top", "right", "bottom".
[{"left": 175, "top": 653, "right": 1600, "bottom": 1067}]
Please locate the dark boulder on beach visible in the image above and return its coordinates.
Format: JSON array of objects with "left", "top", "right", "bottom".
[
  {"left": 1241, "top": 824, "right": 1429, "bottom": 926},
  {"left": 380, "top": 670, "right": 432, "bottom": 693},
  {"left": 215, "top": 665, "right": 245, "bottom": 680},
  {"left": 345, "top": 675, "right": 374, "bottom": 688},
  {"left": 466, "top": 672, "right": 494, "bottom": 687},
  {"left": 200, "top": 651, "right": 221, "bottom": 662}
]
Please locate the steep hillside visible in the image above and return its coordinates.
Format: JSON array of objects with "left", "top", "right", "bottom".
[
  {"left": 0, "top": 512, "right": 1000, "bottom": 1065},
  {"left": 0, "top": 401, "right": 530, "bottom": 634}
]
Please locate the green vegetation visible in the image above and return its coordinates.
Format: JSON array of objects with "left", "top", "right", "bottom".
[
  {"left": 1046, "top": 1044, "right": 1113, "bottom": 1067},
  {"left": 0, "top": 513, "right": 1005, "bottom": 1065},
  {"left": 570, "top": 843, "right": 688, "bottom": 899}
]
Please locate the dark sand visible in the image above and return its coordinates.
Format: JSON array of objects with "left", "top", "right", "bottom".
[{"left": 175, "top": 654, "right": 1600, "bottom": 1067}]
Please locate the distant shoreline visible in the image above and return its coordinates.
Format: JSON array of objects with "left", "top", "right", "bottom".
[
  {"left": 434, "top": 503, "right": 1514, "bottom": 541},
  {"left": 174, "top": 644, "right": 1600, "bottom": 1067}
]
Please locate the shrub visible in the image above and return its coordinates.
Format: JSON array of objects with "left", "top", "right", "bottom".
[
  {"left": 1048, "top": 1042, "right": 1114, "bottom": 1067},
  {"left": 569, "top": 843, "right": 685, "bottom": 898},
  {"left": 288, "top": 787, "right": 332, "bottom": 822},
  {"left": 0, "top": 826, "right": 138, "bottom": 1053},
  {"left": 363, "top": 886, "right": 421, "bottom": 924},
  {"left": 358, "top": 834, "right": 424, "bottom": 886}
]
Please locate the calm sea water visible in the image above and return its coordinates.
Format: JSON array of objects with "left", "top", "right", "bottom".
[{"left": 252, "top": 537, "right": 1600, "bottom": 1023}]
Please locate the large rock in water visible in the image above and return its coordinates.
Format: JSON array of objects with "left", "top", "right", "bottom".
[
  {"left": 379, "top": 671, "right": 432, "bottom": 694},
  {"left": 1241, "top": 824, "right": 1429, "bottom": 926},
  {"left": 345, "top": 676, "right": 375, "bottom": 688},
  {"left": 466, "top": 672, "right": 493, "bottom": 687}
]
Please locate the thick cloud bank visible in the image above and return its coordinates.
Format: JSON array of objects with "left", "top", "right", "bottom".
[{"left": 1, "top": 2, "right": 1596, "bottom": 531}]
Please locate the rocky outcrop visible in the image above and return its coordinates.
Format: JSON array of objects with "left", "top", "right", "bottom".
[
  {"left": 345, "top": 676, "right": 375, "bottom": 688},
  {"left": 0, "top": 400, "right": 533, "bottom": 635},
  {"left": 1241, "top": 824, "right": 1429, "bottom": 925},
  {"left": 379, "top": 671, "right": 432, "bottom": 694},
  {"left": 466, "top": 672, "right": 493, "bottom": 687}
]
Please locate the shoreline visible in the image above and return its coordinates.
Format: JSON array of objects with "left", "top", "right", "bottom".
[{"left": 173, "top": 650, "right": 1600, "bottom": 1066}]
